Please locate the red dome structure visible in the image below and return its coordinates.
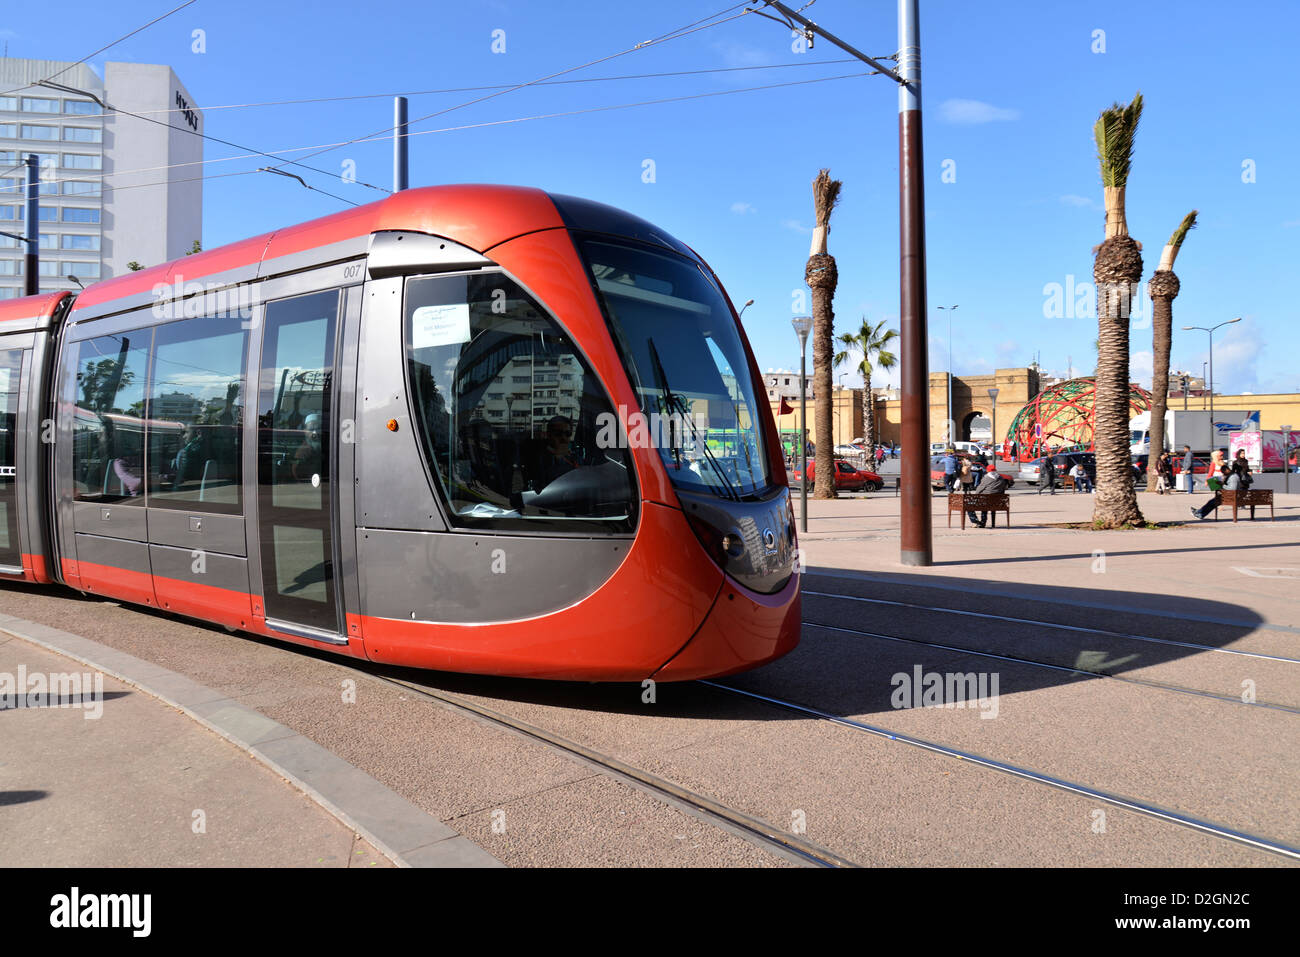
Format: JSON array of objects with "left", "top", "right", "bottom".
[{"left": 1005, "top": 377, "right": 1152, "bottom": 461}]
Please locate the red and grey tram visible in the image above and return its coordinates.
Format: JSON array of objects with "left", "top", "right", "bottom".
[{"left": 0, "top": 185, "right": 800, "bottom": 680}]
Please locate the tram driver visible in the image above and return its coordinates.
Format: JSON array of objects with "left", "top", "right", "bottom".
[{"left": 533, "top": 415, "right": 579, "bottom": 489}]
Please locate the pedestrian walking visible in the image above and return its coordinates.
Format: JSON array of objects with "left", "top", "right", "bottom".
[
  {"left": 1155, "top": 451, "right": 1173, "bottom": 494},
  {"left": 942, "top": 450, "right": 959, "bottom": 493},
  {"left": 1182, "top": 445, "right": 1195, "bottom": 493},
  {"left": 959, "top": 457, "right": 975, "bottom": 491},
  {"left": 1039, "top": 455, "right": 1056, "bottom": 495}
]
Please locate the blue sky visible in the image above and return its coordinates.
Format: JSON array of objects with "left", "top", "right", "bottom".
[{"left": 7, "top": 0, "right": 1298, "bottom": 394}]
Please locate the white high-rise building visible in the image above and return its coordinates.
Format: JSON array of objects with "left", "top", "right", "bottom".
[{"left": 0, "top": 57, "right": 203, "bottom": 299}]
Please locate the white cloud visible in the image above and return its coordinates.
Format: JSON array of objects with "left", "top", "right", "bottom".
[
  {"left": 730, "top": 201, "right": 756, "bottom": 215},
  {"left": 712, "top": 41, "right": 768, "bottom": 69},
  {"left": 1130, "top": 350, "right": 1154, "bottom": 391},
  {"left": 1060, "top": 194, "right": 1100, "bottom": 209},
  {"left": 939, "top": 98, "right": 1020, "bottom": 125},
  {"left": 781, "top": 218, "right": 811, "bottom": 234}
]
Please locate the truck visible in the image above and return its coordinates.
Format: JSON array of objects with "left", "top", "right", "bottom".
[
  {"left": 1129, "top": 409, "right": 1260, "bottom": 457},
  {"left": 1230, "top": 429, "right": 1298, "bottom": 471}
]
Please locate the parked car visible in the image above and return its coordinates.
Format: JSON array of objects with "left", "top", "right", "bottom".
[
  {"left": 792, "top": 459, "right": 883, "bottom": 492},
  {"left": 929, "top": 441, "right": 982, "bottom": 456},
  {"left": 833, "top": 444, "right": 864, "bottom": 458},
  {"left": 929, "top": 452, "right": 1014, "bottom": 490}
]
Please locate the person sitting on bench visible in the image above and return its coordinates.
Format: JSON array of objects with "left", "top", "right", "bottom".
[
  {"left": 967, "top": 469, "right": 1009, "bottom": 528},
  {"left": 1191, "top": 464, "right": 1238, "bottom": 520}
]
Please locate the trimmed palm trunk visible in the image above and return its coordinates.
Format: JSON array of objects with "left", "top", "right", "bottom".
[
  {"left": 1092, "top": 93, "right": 1146, "bottom": 528},
  {"left": 834, "top": 316, "right": 899, "bottom": 462},
  {"left": 807, "top": 169, "right": 842, "bottom": 499},
  {"left": 1146, "top": 211, "right": 1197, "bottom": 488}
]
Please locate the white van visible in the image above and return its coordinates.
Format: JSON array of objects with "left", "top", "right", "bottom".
[{"left": 931, "top": 441, "right": 982, "bottom": 456}]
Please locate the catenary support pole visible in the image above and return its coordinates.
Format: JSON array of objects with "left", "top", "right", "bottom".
[
  {"left": 898, "top": 0, "right": 931, "bottom": 565},
  {"left": 24, "top": 155, "right": 38, "bottom": 297},
  {"left": 394, "top": 96, "right": 409, "bottom": 192}
]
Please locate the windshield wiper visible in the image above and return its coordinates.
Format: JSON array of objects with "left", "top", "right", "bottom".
[{"left": 646, "top": 338, "right": 738, "bottom": 501}]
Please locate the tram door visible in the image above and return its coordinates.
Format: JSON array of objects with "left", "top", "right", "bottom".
[
  {"left": 0, "top": 348, "right": 23, "bottom": 569},
  {"left": 256, "top": 290, "right": 343, "bottom": 640}
]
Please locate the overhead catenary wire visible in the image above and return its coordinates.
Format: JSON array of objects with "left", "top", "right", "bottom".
[
  {"left": 0, "top": 70, "right": 870, "bottom": 200},
  {"left": 0, "top": 0, "right": 199, "bottom": 98},
  {"left": 270, "top": 1, "right": 756, "bottom": 172},
  {"left": 89, "top": 58, "right": 868, "bottom": 120},
  {"left": 5, "top": 2, "right": 762, "bottom": 203},
  {"left": 0, "top": 60, "right": 874, "bottom": 193}
]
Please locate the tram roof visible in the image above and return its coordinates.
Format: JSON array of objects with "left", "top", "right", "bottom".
[
  {"left": 69, "top": 184, "right": 567, "bottom": 313},
  {"left": 0, "top": 290, "right": 71, "bottom": 327}
]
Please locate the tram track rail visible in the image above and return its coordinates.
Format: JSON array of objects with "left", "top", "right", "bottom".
[
  {"left": 363, "top": 669, "right": 859, "bottom": 869},
  {"left": 799, "top": 617, "right": 1300, "bottom": 714},
  {"left": 802, "top": 589, "right": 1300, "bottom": 664},
  {"left": 698, "top": 680, "right": 1300, "bottom": 863}
]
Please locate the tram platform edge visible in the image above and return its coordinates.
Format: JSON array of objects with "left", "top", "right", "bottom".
[{"left": 0, "top": 614, "right": 502, "bottom": 869}]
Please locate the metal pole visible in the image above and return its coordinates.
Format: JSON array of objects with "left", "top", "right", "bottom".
[
  {"left": 799, "top": 346, "right": 808, "bottom": 533},
  {"left": 947, "top": 308, "right": 952, "bottom": 441},
  {"left": 1281, "top": 425, "right": 1291, "bottom": 494},
  {"left": 23, "top": 155, "right": 38, "bottom": 297},
  {"left": 1207, "top": 330, "right": 1215, "bottom": 446},
  {"left": 1182, "top": 374, "right": 1188, "bottom": 411},
  {"left": 898, "top": 0, "right": 931, "bottom": 566},
  {"left": 393, "top": 96, "right": 409, "bottom": 192}
]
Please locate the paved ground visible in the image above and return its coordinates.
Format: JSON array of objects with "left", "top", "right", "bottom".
[
  {"left": 0, "top": 637, "right": 392, "bottom": 867},
  {"left": 0, "top": 488, "right": 1295, "bottom": 867}
]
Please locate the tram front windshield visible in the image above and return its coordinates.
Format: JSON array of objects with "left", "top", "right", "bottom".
[{"left": 582, "top": 239, "right": 771, "bottom": 499}]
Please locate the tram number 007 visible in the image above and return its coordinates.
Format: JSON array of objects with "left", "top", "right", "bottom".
[
  {"left": 343, "top": 263, "right": 365, "bottom": 280},
  {"left": 0, "top": 466, "right": 15, "bottom": 477}
]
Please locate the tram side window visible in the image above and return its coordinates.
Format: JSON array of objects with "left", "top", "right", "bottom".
[
  {"left": 0, "top": 349, "right": 23, "bottom": 555},
  {"left": 146, "top": 317, "right": 247, "bottom": 512},
  {"left": 405, "top": 272, "right": 635, "bottom": 532},
  {"left": 73, "top": 332, "right": 151, "bottom": 504}
]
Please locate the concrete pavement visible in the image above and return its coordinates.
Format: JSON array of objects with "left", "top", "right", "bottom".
[
  {"left": 0, "top": 616, "right": 498, "bottom": 868},
  {"left": 0, "top": 486, "right": 1295, "bottom": 867}
]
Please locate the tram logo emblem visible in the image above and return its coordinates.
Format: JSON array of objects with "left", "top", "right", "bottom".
[{"left": 762, "top": 527, "right": 777, "bottom": 554}]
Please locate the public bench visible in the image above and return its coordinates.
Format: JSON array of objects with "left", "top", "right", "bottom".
[
  {"left": 948, "top": 492, "right": 1011, "bottom": 529},
  {"left": 1216, "top": 488, "right": 1274, "bottom": 522}
]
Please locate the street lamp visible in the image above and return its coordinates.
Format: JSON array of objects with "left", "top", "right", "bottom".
[
  {"left": 1183, "top": 317, "right": 1241, "bottom": 450},
  {"left": 792, "top": 316, "right": 813, "bottom": 533},
  {"left": 987, "top": 387, "right": 1000, "bottom": 461},
  {"left": 1282, "top": 424, "right": 1293, "bottom": 494},
  {"left": 738, "top": 299, "right": 754, "bottom": 318},
  {"left": 938, "top": 305, "right": 958, "bottom": 443}
]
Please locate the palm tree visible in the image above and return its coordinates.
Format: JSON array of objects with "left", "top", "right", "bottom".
[
  {"left": 807, "top": 169, "right": 842, "bottom": 499},
  {"left": 1146, "top": 211, "right": 1197, "bottom": 489},
  {"left": 1091, "top": 92, "right": 1146, "bottom": 527},
  {"left": 834, "top": 317, "right": 898, "bottom": 460}
]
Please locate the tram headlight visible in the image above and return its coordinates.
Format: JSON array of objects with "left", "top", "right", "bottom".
[{"left": 685, "top": 509, "right": 744, "bottom": 566}]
